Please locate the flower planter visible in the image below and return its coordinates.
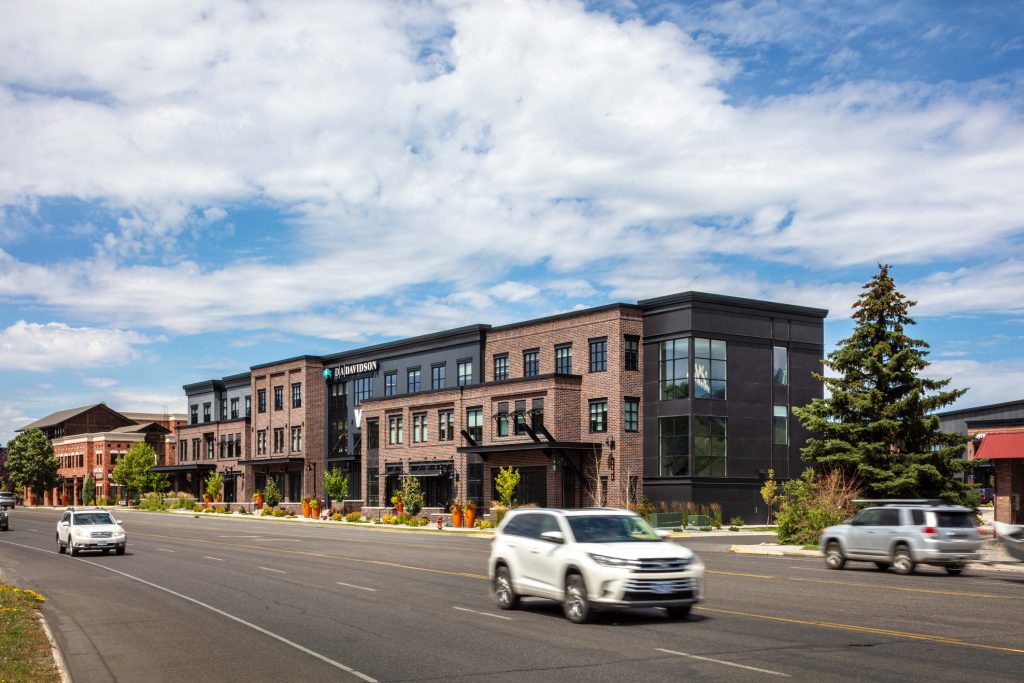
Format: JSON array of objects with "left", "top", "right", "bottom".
[
  {"left": 464, "top": 507, "right": 477, "bottom": 528},
  {"left": 451, "top": 510, "right": 463, "bottom": 528},
  {"left": 61, "top": 494, "right": 68, "bottom": 506},
  {"left": 302, "top": 501, "right": 311, "bottom": 518},
  {"left": 311, "top": 505, "right": 321, "bottom": 519},
  {"left": 254, "top": 495, "right": 264, "bottom": 510}
]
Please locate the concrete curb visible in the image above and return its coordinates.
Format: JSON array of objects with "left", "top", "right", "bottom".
[{"left": 38, "top": 610, "right": 72, "bottom": 683}]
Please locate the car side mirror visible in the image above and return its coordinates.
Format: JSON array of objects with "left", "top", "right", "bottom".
[
  {"left": 60, "top": 521, "right": 70, "bottom": 526},
  {"left": 656, "top": 529, "right": 673, "bottom": 539},
  {"left": 116, "top": 520, "right": 123, "bottom": 525},
  {"left": 540, "top": 530, "right": 564, "bottom": 544}
]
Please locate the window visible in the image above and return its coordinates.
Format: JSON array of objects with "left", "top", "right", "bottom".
[
  {"left": 220, "top": 399, "right": 227, "bottom": 420},
  {"left": 523, "top": 349, "right": 539, "bottom": 377},
  {"left": 555, "top": 344, "right": 572, "bottom": 375},
  {"left": 180, "top": 440, "right": 187, "bottom": 460},
  {"left": 514, "top": 399, "right": 527, "bottom": 435},
  {"left": 589, "top": 338, "right": 607, "bottom": 372},
  {"left": 694, "top": 416, "right": 727, "bottom": 476},
  {"left": 878, "top": 508, "right": 901, "bottom": 526},
  {"left": 292, "top": 382, "right": 302, "bottom": 408},
  {"left": 458, "top": 360, "right": 473, "bottom": 386},
  {"left": 353, "top": 377, "right": 373, "bottom": 405},
  {"left": 274, "top": 386, "right": 284, "bottom": 411},
  {"left": 235, "top": 433, "right": 241, "bottom": 456},
  {"left": 273, "top": 428, "right": 285, "bottom": 453},
  {"left": 385, "top": 372, "right": 397, "bottom": 397},
  {"left": 258, "top": 389, "right": 266, "bottom": 413},
  {"left": 531, "top": 398, "right": 544, "bottom": 431},
  {"left": 466, "top": 408, "right": 483, "bottom": 443},
  {"left": 230, "top": 397, "right": 239, "bottom": 419},
  {"left": 388, "top": 416, "right": 404, "bottom": 445},
  {"left": 190, "top": 404, "right": 198, "bottom": 424},
  {"left": 497, "top": 402, "right": 509, "bottom": 437},
  {"left": 291, "top": 426, "right": 302, "bottom": 452},
  {"left": 407, "top": 369, "right": 421, "bottom": 393},
  {"left": 625, "top": 398, "right": 639, "bottom": 432},
  {"left": 192, "top": 438, "right": 201, "bottom": 460},
  {"left": 773, "top": 405, "right": 788, "bottom": 445},
  {"left": 438, "top": 410, "right": 454, "bottom": 442},
  {"left": 366, "top": 419, "right": 379, "bottom": 452},
  {"left": 659, "top": 416, "right": 689, "bottom": 476},
  {"left": 203, "top": 402, "right": 211, "bottom": 423},
  {"left": 493, "top": 355, "right": 508, "bottom": 382},
  {"left": 245, "top": 395, "right": 251, "bottom": 418},
  {"left": 431, "top": 365, "right": 446, "bottom": 390},
  {"left": 694, "top": 338, "right": 727, "bottom": 400},
  {"left": 257, "top": 430, "right": 267, "bottom": 455},
  {"left": 206, "top": 438, "right": 215, "bottom": 459},
  {"left": 412, "top": 413, "right": 428, "bottom": 443},
  {"left": 624, "top": 335, "right": 639, "bottom": 371},
  {"left": 773, "top": 346, "right": 789, "bottom": 387},
  {"left": 659, "top": 338, "right": 689, "bottom": 400},
  {"left": 589, "top": 399, "right": 607, "bottom": 433},
  {"left": 219, "top": 435, "right": 227, "bottom": 458}
]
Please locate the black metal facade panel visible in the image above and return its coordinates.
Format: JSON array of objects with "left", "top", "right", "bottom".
[{"left": 939, "top": 400, "right": 1024, "bottom": 435}]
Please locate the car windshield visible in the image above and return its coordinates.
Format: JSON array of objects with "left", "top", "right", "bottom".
[
  {"left": 568, "top": 515, "right": 661, "bottom": 543},
  {"left": 74, "top": 513, "right": 115, "bottom": 525},
  {"left": 935, "top": 511, "right": 975, "bottom": 528}
]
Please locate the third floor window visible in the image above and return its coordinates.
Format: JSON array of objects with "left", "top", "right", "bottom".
[
  {"left": 431, "top": 365, "right": 446, "bottom": 390},
  {"left": 292, "top": 382, "right": 302, "bottom": 408},
  {"left": 274, "top": 386, "right": 284, "bottom": 411},
  {"left": 257, "top": 389, "right": 266, "bottom": 413},
  {"left": 589, "top": 339, "right": 607, "bottom": 372},
  {"left": 203, "top": 402, "right": 211, "bottom": 423},
  {"left": 523, "top": 350, "right": 539, "bottom": 377},
  {"left": 408, "top": 369, "right": 421, "bottom": 393},
  {"left": 458, "top": 360, "right": 473, "bottom": 386},
  {"left": 624, "top": 335, "right": 639, "bottom": 371},
  {"left": 493, "top": 355, "right": 508, "bottom": 382},
  {"left": 694, "top": 338, "right": 727, "bottom": 400},
  {"left": 385, "top": 372, "right": 397, "bottom": 397},
  {"left": 230, "top": 397, "right": 239, "bottom": 419},
  {"left": 555, "top": 344, "right": 572, "bottom": 375}
]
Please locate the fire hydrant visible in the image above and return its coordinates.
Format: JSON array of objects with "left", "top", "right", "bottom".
[{"left": 438, "top": 514, "right": 443, "bottom": 530}]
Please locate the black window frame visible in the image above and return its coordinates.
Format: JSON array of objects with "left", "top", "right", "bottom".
[
  {"left": 230, "top": 397, "right": 239, "bottom": 419},
  {"left": 292, "top": 382, "right": 302, "bottom": 409},
  {"left": 624, "top": 335, "right": 639, "bottom": 371},
  {"left": 457, "top": 359, "right": 473, "bottom": 387},
  {"left": 274, "top": 386, "right": 284, "bottom": 411},
  {"left": 523, "top": 349, "right": 539, "bottom": 377},
  {"left": 352, "top": 376, "right": 373, "bottom": 406},
  {"left": 496, "top": 402, "right": 509, "bottom": 437},
  {"left": 257, "top": 389, "right": 266, "bottom": 413},
  {"left": 431, "top": 364, "right": 446, "bottom": 391},
  {"left": 589, "top": 398, "right": 607, "bottom": 433},
  {"left": 555, "top": 344, "right": 572, "bottom": 375},
  {"left": 624, "top": 397, "right": 639, "bottom": 433},
  {"left": 693, "top": 415, "right": 727, "bottom": 476},
  {"left": 589, "top": 338, "right": 607, "bottom": 373},
  {"left": 466, "top": 407, "right": 483, "bottom": 443},
  {"left": 659, "top": 416, "right": 689, "bottom": 476},
  {"left": 693, "top": 338, "right": 727, "bottom": 400},
  {"left": 493, "top": 354, "right": 508, "bottom": 382},
  {"left": 407, "top": 368, "right": 421, "bottom": 394},
  {"left": 385, "top": 372, "right": 397, "bottom": 397}
]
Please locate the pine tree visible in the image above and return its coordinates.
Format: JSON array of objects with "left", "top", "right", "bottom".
[{"left": 793, "top": 264, "right": 974, "bottom": 504}]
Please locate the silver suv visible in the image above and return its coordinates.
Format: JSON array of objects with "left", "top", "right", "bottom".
[
  {"left": 0, "top": 491, "right": 15, "bottom": 509},
  {"left": 56, "top": 507, "right": 127, "bottom": 556},
  {"left": 489, "top": 508, "right": 704, "bottom": 623},
  {"left": 820, "top": 500, "right": 982, "bottom": 575}
]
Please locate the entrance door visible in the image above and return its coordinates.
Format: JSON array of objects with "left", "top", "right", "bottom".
[{"left": 492, "top": 466, "right": 547, "bottom": 507}]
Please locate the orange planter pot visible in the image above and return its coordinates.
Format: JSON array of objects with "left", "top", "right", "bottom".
[
  {"left": 254, "top": 495, "right": 264, "bottom": 509},
  {"left": 61, "top": 494, "right": 68, "bottom": 506},
  {"left": 464, "top": 508, "right": 477, "bottom": 528},
  {"left": 311, "top": 506, "right": 320, "bottom": 519},
  {"left": 395, "top": 502, "right": 404, "bottom": 516},
  {"left": 302, "top": 502, "right": 311, "bottom": 518},
  {"left": 451, "top": 510, "right": 463, "bottom": 528}
]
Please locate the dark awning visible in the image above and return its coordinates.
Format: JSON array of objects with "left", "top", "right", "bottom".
[
  {"left": 456, "top": 441, "right": 600, "bottom": 455},
  {"left": 237, "top": 457, "right": 306, "bottom": 466},
  {"left": 150, "top": 464, "right": 216, "bottom": 473}
]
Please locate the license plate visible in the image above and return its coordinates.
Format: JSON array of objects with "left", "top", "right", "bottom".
[
  {"left": 97, "top": 541, "right": 108, "bottom": 546},
  {"left": 653, "top": 582, "right": 675, "bottom": 594}
]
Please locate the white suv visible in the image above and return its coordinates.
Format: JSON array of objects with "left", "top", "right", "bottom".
[
  {"left": 56, "top": 508, "right": 127, "bottom": 556},
  {"left": 489, "top": 508, "right": 704, "bottom": 623}
]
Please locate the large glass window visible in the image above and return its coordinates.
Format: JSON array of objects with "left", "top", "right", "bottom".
[
  {"left": 412, "top": 413, "right": 428, "bottom": 443},
  {"left": 555, "top": 344, "right": 572, "bottom": 375},
  {"left": 624, "top": 398, "right": 639, "bottom": 432},
  {"left": 438, "top": 410, "right": 454, "bottom": 441},
  {"left": 659, "top": 416, "right": 689, "bottom": 476},
  {"left": 589, "top": 399, "right": 607, "bottom": 433},
  {"left": 388, "top": 416, "right": 403, "bottom": 445},
  {"left": 274, "top": 386, "right": 284, "bottom": 411},
  {"left": 624, "top": 336, "right": 639, "bottom": 371},
  {"left": 273, "top": 428, "right": 285, "bottom": 453},
  {"left": 694, "top": 338, "right": 727, "bottom": 400},
  {"left": 257, "top": 389, "right": 266, "bottom": 413},
  {"left": 431, "top": 365, "right": 446, "bottom": 390},
  {"left": 458, "top": 361, "right": 473, "bottom": 386},
  {"left": 366, "top": 419, "right": 379, "bottom": 452},
  {"left": 292, "top": 382, "right": 302, "bottom": 408},
  {"left": 407, "top": 369, "right": 421, "bottom": 393},
  {"left": 773, "top": 405, "right": 788, "bottom": 445},
  {"left": 230, "top": 397, "right": 239, "bottom": 419},
  {"left": 466, "top": 408, "right": 483, "bottom": 443},
  {"left": 385, "top": 372, "right": 397, "bottom": 397},
  {"left": 220, "top": 399, "right": 227, "bottom": 420},
  {"left": 496, "top": 402, "right": 509, "bottom": 437},
  {"left": 773, "top": 346, "right": 789, "bottom": 387},
  {"left": 367, "top": 467, "right": 379, "bottom": 507},
  {"left": 190, "top": 404, "right": 198, "bottom": 424},
  {"left": 589, "top": 339, "right": 607, "bottom": 372},
  {"left": 203, "top": 402, "right": 211, "bottom": 422},
  {"left": 659, "top": 338, "right": 689, "bottom": 400},
  {"left": 353, "top": 377, "right": 373, "bottom": 405},
  {"left": 514, "top": 399, "right": 527, "bottom": 435},
  {"left": 245, "top": 395, "right": 251, "bottom": 418},
  {"left": 291, "top": 426, "right": 302, "bottom": 452},
  {"left": 531, "top": 398, "right": 544, "bottom": 431},
  {"left": 257, "top": 430, "right": 266, "bottom": 455},
  {"left": 523, "top": 350, "right": 539, "bottom": 377},
  {"left": 493, "top": 355, "right": 508, "bottom": 382},
  {"left": 694, "top": 416, "right": 727, "bottom": 476}
]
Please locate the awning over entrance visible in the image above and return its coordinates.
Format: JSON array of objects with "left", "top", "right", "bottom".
[
  {"left": 976, "top": 432, "right": 1024, "bottom": 459},
  {"left": 237, "top": 457, "right": 306, "bottom": 466},
  {"left": 456, "top": 442, "right": 599, "bottom": 455},
  {"left": 151, "top": 464, "right": 216, "bottom": 473}
]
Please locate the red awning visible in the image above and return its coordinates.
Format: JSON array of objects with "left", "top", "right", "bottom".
[{"left": 975, "top": 432, "right": 1024, "bottom": 459}]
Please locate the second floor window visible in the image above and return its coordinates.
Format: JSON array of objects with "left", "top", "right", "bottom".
[
  {"left": 694, "top": 415, "right": 727, "bottom": 476},
  {"left": 694, "top": 338, "right": 727, "bottom": 400},
  {"left": 466, "top": 408, "right": 483, "bottom": 444},
  {"left": 493, "top": 355, "right": 508, "bottom": 381},
  {"left": 431, "top": 365, "right": 446, "bottom": 390},
  {"left": 203, "top": 402, "right": 211, "bottom": 423},
  {"left": 274, "top": 386, "right": 284, "bottom": 411},
  {"left": 388, "top": 416, "right": 403, "bottom": 445},
  {"left": 523, "top": 350, "right": 539, "bottom": 377},
  {"left": 413, "top": 413, "right": 428, "bottom": 443},
  {"left": 589, "top": 339, "right": 607, "bottom": 372},
  {"left": 230, "top": 397, "right": 239, "bottom": 419},
  {"left": 625, "top": 398, "right": 639, "bottom": 432},
  {"left": 292, "top": 382, "right": 302, "bottom": 408},
  {"left": 257, "top": 430, "right": 267, "bottom": 454},
  {"left": 589, "top": 399, "right": 607, "bottom": 433},
  {"left": 353, "top": 377, "right": 373, "bottom": 405},
  {"left": 555, "top": 344, "right": 572, "bottom": 375},
  {"left": 385, "top": 372, "right": 397, "bottom": 396},
  {"left": 624, "top": 336, "right": 639, "bottom": 371},
  {"left": 458, "top": 360, "right": 473, "bottom": 386},
  {"left": 258, "top": 389, "right": 266, "bottom": 413},
  {"left": 659, "top": 416, "right": 688, "bottom": 476},
  {"left": 497, "top": 402, "right": 509, "bottom": 437},
  {"left": 438, "top": 410, "right": 454, "bottom": 441},
  {"left": 531, "top": 398, "right": 544, "bottom": 431},
  {"left": 773, "top": 405, "right": 789, "bottom": 445},
  {"left": 192, "top": 438, "right": 201, "bottom": 460},
  {"left": 291, "top": 426, "right": 302, "bottom": 452},
  {"left": 273, "top": 428, "right": 285, "bottom": 453},
  {"left": 514, "top": 399, "right": 527, "bottom": 435}
]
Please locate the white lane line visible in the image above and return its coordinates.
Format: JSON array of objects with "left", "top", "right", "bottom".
[
  {"left": 157, "top": 548, "right": 175, "bottom": 553},
  {"left": 219, "top": 535, "right": 263, "bottom": 538},
  {"left": 203, "top": 556, "right": 224, "bottom": 562},
  {"left": 337, "top": 582, "right": 377, "bottom": 592},
  {"left": 453, "top": 606, "right": 513, "bottom": 621},
  {"left": 656, "top": 648, "right": 789, "bottom": 677},
  {"left": 258, "top": 566, "right": 286, "bottom": 574},
  {"left": 0, "top": 538, "right": 376, "bottom": 682}
]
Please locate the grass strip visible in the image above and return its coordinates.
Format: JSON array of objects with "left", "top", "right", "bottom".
[{"left": 0, "top": 582, "right": 59, "bottom": 683}]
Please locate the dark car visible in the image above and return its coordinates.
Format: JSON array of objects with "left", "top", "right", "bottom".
[
  {"left": 978, "top": 487, "right": 994, "bottom": 505},
  {"left": 0, "top": 507, "right": 8, "bottom": 531},
  {"left": 0, "top": 492, "right": 15, "bottom": 510}
]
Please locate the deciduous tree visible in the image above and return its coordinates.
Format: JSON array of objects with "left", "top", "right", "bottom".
[{"left": 6, "top": 428, "right": 59, "bottom": 503}]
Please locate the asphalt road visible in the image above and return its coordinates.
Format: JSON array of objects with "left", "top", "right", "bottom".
[{"left": 1, "top": 508, "right": 1022, "bottom": 682}]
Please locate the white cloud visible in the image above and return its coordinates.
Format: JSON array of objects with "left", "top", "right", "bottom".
[
  {"left": 926, "top": 359, "right": 1024, "bottom": 411},
  {"left": 82, "top": 377, "right": 118, "bottom": 388},
  {"left": 0, "top": 321, "right": 153, "bottom": 371},
  {"left": 0, "top": 405, "right": 33, "bottom": 444}
]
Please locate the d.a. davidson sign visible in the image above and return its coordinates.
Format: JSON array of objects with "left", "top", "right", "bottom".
[{"left": 329, "top": 360, "right": 379, "bottom": 379}]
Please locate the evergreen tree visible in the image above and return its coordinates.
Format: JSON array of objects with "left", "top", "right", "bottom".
[
  {"left": 83, "top": 474, "right": 96, "bottom": 506},
  {"left": 794, "top": 264, "right": 974, "bottom": 504},
  {"left": 6, "top": 428, "right": 60, "bottom": 503}
]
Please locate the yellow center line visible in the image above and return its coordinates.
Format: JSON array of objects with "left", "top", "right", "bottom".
[
  {"left": 697, "top": 606, "right": 1024, "bottom": 655},
  {"left": 788, "top": 576, "right": 1016, "bottom": 601},
  {"left": 132, "top": 531, "right": 489, "bottom": 580}
]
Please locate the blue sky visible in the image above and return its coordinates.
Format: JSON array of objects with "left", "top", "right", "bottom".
[{"left": 2, "top": 0, "right": 1024, "bottom": 442}]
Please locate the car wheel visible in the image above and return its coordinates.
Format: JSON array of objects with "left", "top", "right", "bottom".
[
  {"left": 665, "top": 605, "right": 692, "bottom": 620},
  {"left": 493, "top": 565, "right": 519, "bottom": 610},
  {"left": 116, "top": 546, "right": 126, "bottom": 556},
  {"left": 874, "top": 562, "right": 891, "bottom": 571},
  {"left": 563, "top": 573, "right": 592, "bottom": 624},
  {"left": 102, "top": 549, "right": 110, "bottom": 554},
  {"left": 945, "top": 564, "right": 965, "bottom": 576},
  {"left": 824, "top": 541, "right": 846, "bottom": 570},
  {"left": 57, "top": 535, "right": 65, "bottom": 554},
  {"left": 70, "top": 544, "right": 79, "bottom": 557},
  {"left": 891, "top": 545, "right": 915, "bottom": 575}
]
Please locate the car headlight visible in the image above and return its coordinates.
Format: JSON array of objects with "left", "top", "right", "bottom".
[
  {"left": 72, "top": 528, "right": 85, "bottom": 537},
  {"left": 588, "top": 553, "right": 632, "bottom": 568}
]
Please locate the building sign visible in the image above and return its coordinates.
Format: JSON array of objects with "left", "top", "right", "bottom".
[
  {"left": 330, "top": 360, "right": 379, "bottom": 379},
  {"left": 93, "top": 467, "right": 104, "bottom": 480}
]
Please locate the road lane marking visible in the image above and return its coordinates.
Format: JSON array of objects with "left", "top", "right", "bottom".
[
  {"left": 337, "top": 582, "right": 377, "bottom": 592},
  {"left": 258, "top": 567, "right": 286, "bottom": 574},
  {"left": 655, "top": 648, "right": 789, "bottom": 677},
  {"left": 157, "top": 548, "right": 174, "bottom": 552},
  {"left": 708, "top": 570, "right": 775, "bottom": 579},
  {"left": 203, "top": 556, "right": 224, "bottom": 562},
  {"left": 788, "top": 577, "right": 1014, "bottom": 601},
  {"left": 453, "top": 606, "right": 513, "bottom": 621},
  {"left": 696, "top": 606, "right": 1024, "bottom": 655},
  {"left": 0, "top": 539, "right": 377, "bottom": 681}
]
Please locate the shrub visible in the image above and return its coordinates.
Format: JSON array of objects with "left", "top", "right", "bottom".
[
  {"left": 775, "top": 469, "right": 860, "bottom": 546},
  {"left": 474, "top": 519, "right": 494, "bottom": 529},
  {"left": 631, "top": 495, "right": 655, "bottom": 521},
  {"left": 405, "top": 516, "right": 428, "bottom": 527},
  {"left": 396, "top": 513, "right": 411, "bottom": 525},
  {"left": 495, "top": 466, "right": 520, "bottom": 507},
  {"left": 139, "top": 492, "right": 165, "bottom": 511},
  {"left": 272, "top": 508, "right": 287, "bottom": 517},
  {"left": 263, "top": 478, "right": 282, "bottom": 509},
  {"left": 332, "top": 512, "right": 343, "bottom": 521},
  {"left": 238, "top": 507, "right": 249, "bottom": 515},
  {"left": 345, "top": 512, "right": 362, "bottom": 523},
  {"left": 177, "top": 495, "right": 196, "bottom": 509},
  {"left": 193, "top": 504, "right": 203, "bottom": 512},
  {"left": 490, "top": 502, "right": 508, "bottom": 528},
  {"left": 325, "top": 468, "right": 350, "bottom": 502},
  {"left": 262, "top": 508, "right": 274, "bottom": 516},
  {"left": 728, "top": 526, "right": 740, "bottom": 532},
  {"left": 380, "top": 514, "right": 396, "bottom": 525},
  {"left": 204, "top": 507, "right": 215, "bottom": 514},
  {"left": 400, "top": 477, "right": 424, "bottom": 517},
  {"left": 729, "top": 515, "right": 745, "bottom": 527},
  {"left": 707, "top": 502, "right": 723, "bottom": 529}
]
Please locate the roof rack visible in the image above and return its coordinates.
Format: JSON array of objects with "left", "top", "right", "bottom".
[{"left": 852, "top": 499, "right": 946, "bottom": 506}]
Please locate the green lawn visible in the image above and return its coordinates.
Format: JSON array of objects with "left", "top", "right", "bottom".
[{"left": 0, "top": 582, "right": 59, "bottom": 683}]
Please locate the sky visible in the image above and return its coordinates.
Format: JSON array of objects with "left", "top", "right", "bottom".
[{"left": 2, "top": 0, "right": 1024, "bottom": 443}]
